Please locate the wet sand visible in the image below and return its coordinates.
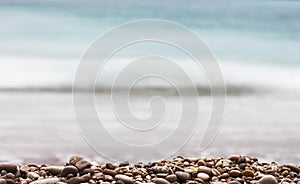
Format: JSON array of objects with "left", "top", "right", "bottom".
[{"left": 0, "top": 92, "right": 300, "bottom": 165}]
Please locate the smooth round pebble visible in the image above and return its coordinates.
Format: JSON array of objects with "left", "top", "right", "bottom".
[
  {"left": 69, "top": 156, "right": 83, "bottom": 166},
  {"left": 197, "top": 173, "right": 210, "bottom": 181},
  {"left": 166, "top": 174, "right": 177, "bottom": 182},
  {"left": 258, "top": 175, "right": 278, "bottom": 184},
  {"left": 243, "top": 169, "right": 255, "bottom": 177},
  {"left": 115, "top": 174, "right": 134, "bottom": 184},
  {"left": 61, "top": 166, "right": 78, "bottom": 177},
  {"left": 175, "top": 171, "right": 191, "bottom": 180},
  {"left": 67, "top": 177, "right": 85, "bottom": 184},
  {"left": 229, "top": 170, "right": 242, "bottom": 177},
  {"left": 153, "top": 178, "right": 170, "bottom": 184},
  {"left": 0, "top": 163, "right": 17, "bottom": 173},
  {"left": 75, "top": 159, "right": 91, "bottom": 171}
]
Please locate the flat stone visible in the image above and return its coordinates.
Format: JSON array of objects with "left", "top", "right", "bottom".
[
  {"left": 30, "top": 178, "right": 60, "bottom": 184},
  {"left": 67, "top": 177, "right": 85, "bottom": 184},
  {"left": 198, "top": 166, "right": 212, "bottom": 174},
  {"left": 175, "top": 171, "right": 191, "bottom": 180},
  {"left": 27, "top": 172, "right": 39, "bottom": 180},
  {"left": 197, "top": 172, "right": 210, "bottom": 181},
  {"left": 102, "top": 169, "right": 117, "bottom": 176},
  {"left": 115, "top": 174, "right": 134, "bottom": 184},
  {"left": 153, "top": 178, "right": 170, "bottom": 184},
  {"left": 44, "top": 166, "right": 63, "bottom": 175}
]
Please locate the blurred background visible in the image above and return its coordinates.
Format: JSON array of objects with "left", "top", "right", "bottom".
[{"left": 0, "top": 0, "right": 299, "bottom": 164}]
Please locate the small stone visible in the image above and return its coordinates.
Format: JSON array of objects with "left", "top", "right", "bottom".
[
  {"left": 228, "top": 181, "right": 241, "bottom": 184},
  {"left": 153, "top": 178, "right": 170, "bottom": 184},
  {"left": 27, "top": 172, "right": 39, "bottom": 180},
  {"left": 243, "top": 169, "right": 254, "bottom": 177},
  {"left": 0, "top": 179, "right": 6, "bottom": 184},
  {"left": 69, "top": 156, "right": 84, "bottom": 166},
  {"left": 115, "top": 174, "right": 134, "bottom": 184},
  {"left": 119, "top": 162, "right": 129, "bottom": 167},
  {"left": 3, "top": 173, "right": 15, "bottom": 180},
  {"left": 75, "top": 159, "right": 91, "bottom": 171},
  {"left": 61, "top": 166, "right": 78, "bottom": 177},
  {"left": 30, "top": 178, "right": 60, "bottom": 184},
  {"left": 20, "top": 165, "right": 31, "bottom": 173},
  {"left": 0, "top": 163, "right": 17, "bottom": 173},
  {"left": 102, "top": 169, "right": 117, "bottom": 176},
  {"left": 5, "top": 179, "right": 15, "bottom": 184},
  {"left": 258, "top": 175, "right": 278, "bottom": 184},
  {"left": 67, "top": 177, "right": 85, "bottom": 184},
  {"left": 283, "top": 164, "right": 300, "bottom": 173},
  {"left": 44, "top": 166, "right": 63, "bottom": 175},
  {"left": 166, "top": 174, "right": 177, "bottom": 182},
  {"left": 228, "top": 155, "right": 240, "bottom": 162},
  {"left": 229, "top": 170, "right": 242, "bottom": 177},
  {"left": 197, "top": 173, "right": 210, "bottom": 181},
  {"left": 175, "top": 171, "right": 191, "bottom": 180},
  {"left": 198, "top": 166, "right": 212, "bottom": 174},
  {"left": 105, "top": 163, "right": 115, "bottom": 170}
]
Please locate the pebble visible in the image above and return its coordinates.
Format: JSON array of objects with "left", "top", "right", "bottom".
[
  {"left": 115, "top": 174, "right": 134, "bottom": 184},
  {"left": 75, "top": 159, "right": 91, "bottom": 171},
  {"left": 30, "top": 178, "right": 60, "bottom": 184},
  {"left": 69, "top": 156, "right": 83, "bottom": 166},
  {"left": 44, "top": 166, "right": 63, "bottom": 175},
  {"left": 166, "top": 174, "right": 177, "bottom": 182},
  {"left": 229, "top": 170, "right": 241, "bottom": 177},
  {"left": 197, "top": 173, "right": 210, "bottom": 181},
  {"left": 0, "top": 163, "right": 17, "bottom": 173},
  {"left": 67, "top": 177, "right": 85, "bottom": 184},
  {"left": 258, "top": 175, "right": 279, "bottom": 184},
  {"left": 175, "top": 171, "right": 191, "bottom": 180},
  {"left": 27, "top": 172, "right": 39, "bottom": 180},
  {"left": 0, "top": 155, "right": 298, "bottom": 184},
  {"left": 153, "top": 178, "right": 170, "bottom": 184},
  {"left": 243, "top": 169, "right": 255, "bottom": 177},
  {"left": 61, "top": 166, "right": 78, "bottom": 177}
]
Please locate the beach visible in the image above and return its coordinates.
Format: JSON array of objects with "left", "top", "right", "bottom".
[{"left": 1, "top": 91, "right": 299, "bottom": 165}]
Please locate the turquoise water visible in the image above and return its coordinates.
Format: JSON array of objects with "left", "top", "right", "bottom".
[{"left": 0, "top": 0, "right": 300, "bottom": 91}]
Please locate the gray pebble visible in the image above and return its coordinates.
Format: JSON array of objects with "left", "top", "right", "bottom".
[
  {"left": 69, "top": 156, "right": 83, "bottom": 166},
  {"left": 166, "top": 174, "right": 177, "bottom": 182},
  {"left": 44, "top": 166, "right": 63, "bottom": 175},
  {"left": 27, "top": 172, "right": 39, "bottom": 180},
  {"left": 258, "top": 175, "right": 278, "bottom": 184},
  {"left": 67, "top": 177, "right": 85, "bottom": 184},
  {"left": 75, "top": 160, "right": 91, "bottom": 171}
]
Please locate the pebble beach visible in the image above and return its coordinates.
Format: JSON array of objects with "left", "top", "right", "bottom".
[{"left": 0, "top": 155, "right": 299, "bottom": 184}]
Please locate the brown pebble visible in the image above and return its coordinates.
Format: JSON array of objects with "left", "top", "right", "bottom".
[
  {"left": 283, "top": 164, "right": 300, "bottom": 173},
  {"left": 27, "top": 172, "right": 39, "bottom": 180},
  {"left": 198, "top": 166, "right": 212, "bottom": 174},
  {"left": 0, "top": 163, "right": 17, "bottom": 173},
  {"left": 115, "top": 174, "right": 134, "bottom": 184},
  {"left": 175, "top": 171, "right": 191, "bottom": 180},
  {"left": 103, "top": 169, "right": 117, "bottom": 176},
  {"left": 166, "top": 174, "right": 177, "bottom": 182},
  {"left": 75, "top": 159, "right": 91, "bottom": 171},
  {"left": 230, "top": 170, "right": 242, "bottom": 177},
  {"left": 44, "top": 166, "right": 63, "bottom": 175},
  {"left": 243, "top": 169, "right": 255, "bottom": 177},
  {"left": 69, "top": 156, "right": 84, "bottom": 166},
  {"left": 153, "top": 178, "right": 170, "bottom": 184},
  {"left": 258, "top": 175, "right": 278, "bottom": 184},
  {"left": 61, "top": 166, "right": 78, "bottom": 177},
  {"left": 105, "top": 163, "right": 115, "bottom": 170},
  {"left": 228, "top": 155, "right": 240, "bottom": 162},
  {"left": 67, "top": 177, "right": 85, "bottom": 184},
  {"left": 5, "top": 179, "right": 15, "bottom": 184}
]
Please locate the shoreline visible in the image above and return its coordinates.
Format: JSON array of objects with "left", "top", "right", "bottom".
[{"left": 0, "top": 155, "right": 299, "bottom": 184}]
